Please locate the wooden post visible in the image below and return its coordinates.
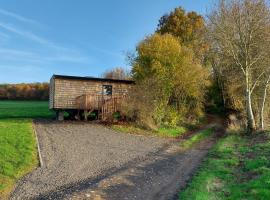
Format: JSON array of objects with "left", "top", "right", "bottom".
[
  {"left": 56, "top": 110, "right": 65, "bottom": 121},
  {"left": 75, "top": 110, "right": 80, "bottom": 120},
  {"left": 84, "top": 110, "right": 88, "bottom": 121}
]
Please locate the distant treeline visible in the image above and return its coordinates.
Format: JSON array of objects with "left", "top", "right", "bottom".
[{"left": 0, "top": 83, "right": 49, "bottom": 100}]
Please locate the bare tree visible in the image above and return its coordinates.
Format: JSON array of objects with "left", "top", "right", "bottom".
[
  {"left": 102, "top": 67, "right": 131, "bottom": 80},
  {"left": 208, "top": 0, "right": 270, "bottom": 134}
]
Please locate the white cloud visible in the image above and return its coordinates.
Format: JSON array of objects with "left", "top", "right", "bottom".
[
  {"left": 0, "top": 10, "right": 91, "bottom": 67},
  {"left": 0, "top": 22, "right": 90, "bottom": 63},
  {"left": 0, "top": 47, "right": 90, "bottom": 64},
  {"left": 0, "top": 48, "right": 35, "bottom": 56},
  {"left": 0, "top": 22, "right": 58, "bottom": 47},
  {"left": 45, "top": 55, "right": 89, "bottom": 63},
  {"left": 0, "top": 48, "right": 43, "bottom": 63},
  {"left": 0, "top": 8, "right": 41, "bottom": 27},
  {"left": 0, "top": 64, "right": 44, "bottom": 72},
  {"left": 0, "top": 31, "right": 9, "bottom": 38}
]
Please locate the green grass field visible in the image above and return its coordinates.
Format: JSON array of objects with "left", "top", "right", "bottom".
[
  {"left": 0, "top": 101, "right": 54, "bottom": 119},
  {"left": 0, "top": 100, "right": 53, "bottom": 199},
  {"left": 179, "top": 133, "right": 270, "bottom": 200}
]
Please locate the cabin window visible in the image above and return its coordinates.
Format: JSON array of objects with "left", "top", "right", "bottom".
[{"left": 102, "top": 85, "right": 112, "bottom": 95}]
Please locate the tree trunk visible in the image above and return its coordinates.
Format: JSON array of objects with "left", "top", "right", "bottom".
[
  {"left": 246, "top": 89, "right": 256, "bottom": 134},
  {"left": 260, "top": 75, "right": 270, "bottom": 130},
  {"left": 260, "top": 89, "right": 267, "bottom": 130}
]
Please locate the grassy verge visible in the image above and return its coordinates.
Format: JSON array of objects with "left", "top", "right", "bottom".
[
  {"left": 112, "top": 124, "right": 152, "bottom": 135},
  {"left": 0, "top": 100, "right": 53, "bottom": 199},
  {"left": 180, "top": 127, "right": 214, "bottom": 149},
  {"left": 157, "top": 126, "right": 186, "bottom": 137},
  {"left": 112, "top": 124, "right": 187, "bottom": 138},
  {"left": 179, "top": 133, "right": 270, "bottom": 199},
  {"left": 0, "top": 119, "right": 38, "bottom": 198}
]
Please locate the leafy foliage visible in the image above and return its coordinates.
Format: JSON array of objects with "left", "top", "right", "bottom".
[
  {"left": 157, "top": 7, "right": 208, "bottom": 60},
  {"left": 129, "top": 33, "right": 209, "bottom": 128},
  {"left": 157, "top": 7, "right": 205, "bottom": 44}
]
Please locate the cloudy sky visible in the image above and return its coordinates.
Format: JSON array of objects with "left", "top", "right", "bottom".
[{"left": 0, "top": 0, "right": 212, "bottom": 83}]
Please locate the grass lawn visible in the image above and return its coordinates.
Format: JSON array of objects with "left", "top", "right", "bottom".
[
  {"left": 179, "top": 133, "right": 270, "bottom": 200},
  {"left": 0, "top": 100, "right": 54, "bottom": 119},
  {"left": 0, "top": 100, "right": 53, "bottom": 199}
]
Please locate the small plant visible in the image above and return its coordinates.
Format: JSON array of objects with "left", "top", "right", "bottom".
[
  {"left": 88, "top": 111, "right": 97, "bottom": 120},
  {"left": 113, "top": 111, "right": 121, "bottom": 121}
]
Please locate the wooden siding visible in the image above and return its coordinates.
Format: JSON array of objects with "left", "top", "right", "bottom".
[
  {"left": 51, "top": 78, "right": 132, "bottom": 109},
  {"left": 49, "top": 77, "right": 55, "bottom": 109}
]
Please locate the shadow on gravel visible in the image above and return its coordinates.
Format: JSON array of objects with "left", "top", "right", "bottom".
[
  {"left": 33, "top": 140, "right": 213, "bottom": 200},
  {"left": 98, "top": 151, "right": 188, "bottom": 200},
  {"left": 32, "top": 143, "right": 175, "bottom": 200}
]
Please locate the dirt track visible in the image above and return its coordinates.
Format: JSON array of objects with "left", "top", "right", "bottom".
[{"left": 11, "top": 121, "right": 218, "bottom": 200}]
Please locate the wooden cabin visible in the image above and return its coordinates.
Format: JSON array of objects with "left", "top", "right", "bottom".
[{"left": 49, "top": 75, "right": 134, "bottom": 120}]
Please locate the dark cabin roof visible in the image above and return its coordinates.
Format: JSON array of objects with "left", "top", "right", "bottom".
[{"left": 52, "top": 74, "right": 135, "bottom": 84}]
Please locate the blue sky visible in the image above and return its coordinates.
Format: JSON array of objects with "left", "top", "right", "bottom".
[{"left": 0, "top": 0, "right": 212, "bottom": 83}]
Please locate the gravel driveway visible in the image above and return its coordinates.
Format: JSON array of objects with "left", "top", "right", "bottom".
[
  {"left": 11, "top": 121, "right": 171, "bottom": 199},
  {"left": 11, "top": 121, "right": 217, "bottom": 200}
]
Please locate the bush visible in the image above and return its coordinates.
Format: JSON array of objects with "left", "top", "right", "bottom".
[
  {"left": 113, "top": 111, "right": 121, "bottom": 121},
  {"left": 127, "top": 33, "right": 208, "bottom": 130},
  {"left": 163, "top": 106, "right": 182, "bottom": 128}
]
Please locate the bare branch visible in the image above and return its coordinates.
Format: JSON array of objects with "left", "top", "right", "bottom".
[{"left": 251, "top": 71, "right": 265, "bottom": 94}]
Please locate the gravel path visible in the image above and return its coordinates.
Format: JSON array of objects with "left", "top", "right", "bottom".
[
  {"left": 69, "top": 137, "right": 215, "bottom": 200},
  {"left": 11, "top": 121, "right": 218, "bottom": 200}
]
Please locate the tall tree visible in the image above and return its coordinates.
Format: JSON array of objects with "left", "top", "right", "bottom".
[
  {"left": 157, "top": 7, "right": 205, "bottom": 44},
  {"left": 208, "top": 0, "right": 270, "bottom": 133},
  {"left": 157, "top": 7, "right": 207, "bottom": 60}
]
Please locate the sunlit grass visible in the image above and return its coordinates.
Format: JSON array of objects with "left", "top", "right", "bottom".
[
  {"left": 179, "top": 133, "right": 270, "bottom": 199},
  {"left": 157, "top": 126, "right": 186, "bottom": 137},
  {"left": 0, "top": 100, "right": 54, "bottom": 119},
  {"left": 0, "top": 100, "right": 52, "bottom": 199},
  {"left": 181, "top": 127, "right": 214, "bottom": 149},
  {"left": 0, "top": 119, "right": 38, "bottom": 198},
  {"left": 112, "top": 124, "right": 187, "bottom": 138}
]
